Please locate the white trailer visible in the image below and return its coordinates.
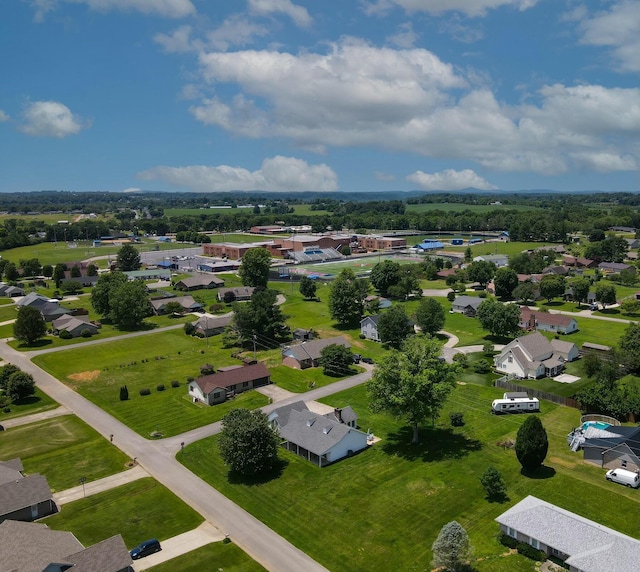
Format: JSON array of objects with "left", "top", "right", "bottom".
[{"left": 491, "top": 392, "right": 540, "bottom": 414}]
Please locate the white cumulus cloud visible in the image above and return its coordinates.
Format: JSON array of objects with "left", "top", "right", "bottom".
[
  {"left": 407, "top": 169, "right": 497, "bottom": 190},
  {"left": 362, "top": 0, "right": 537, "bottom": 17},
  {"left": 248, "top": 0, "right": 312, "bottom": 27},
  {"left": 137, "top": 156, "right": 338, "bottom": 192},
  {"left": 0, "top": 110, "right": 9, "bottom": 122},
  {"left": 577, "top": 0, "right": 640, "bottom": 73},
  {"left": 30, "top": 0, "right": 195, "bottom": 21},
  {"left": 20, "top": 101, "right": 89, "bottom": 138}
]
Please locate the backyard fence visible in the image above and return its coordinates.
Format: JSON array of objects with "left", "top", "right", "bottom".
[{"left": 495, "top": 378, "right": 580, "bottom": 410}]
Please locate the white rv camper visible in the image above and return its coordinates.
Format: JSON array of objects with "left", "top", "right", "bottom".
[{"left": 491, "top": 392, "right": 540, "bottom": 414}]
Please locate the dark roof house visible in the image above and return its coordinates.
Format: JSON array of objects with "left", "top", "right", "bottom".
[
  {"left": 281, "top": 336, "right": 351, "bottom": 369},
  {"left": 187, "top": 362, "right": 271, "bottom": 405}
]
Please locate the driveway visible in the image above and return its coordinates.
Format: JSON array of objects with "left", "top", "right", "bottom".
[{"left": 0, "top": 405, "right": 72, "bottom": 430}]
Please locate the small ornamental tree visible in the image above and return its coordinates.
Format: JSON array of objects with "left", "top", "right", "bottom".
[
  {"left": 6, "top": 371, "right": 36, "bottom": 403},
  {"left": 218, "top": 408, "right": 279, "bottom": 477},
  {"left": 515, "top": 416, "right": 549, "bottom": 473},
  {"left": 480, "top": 466, "right": 507, "bottom": 501},
  {"left": 119, "top": 385, "right": 129, "bottom": 401},
  {"left": 13, "top": 305, "right": 47, "bottom": 346},
  {"left": 299, "top": 275, "right": 317, "bottom": 300},
  {"left": 431, "top": 521, "right": 473, "bottom": 572}
]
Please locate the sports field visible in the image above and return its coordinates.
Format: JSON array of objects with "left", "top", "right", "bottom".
[{"left": 284, "top": 253, "right": 424, "bottom": 277}]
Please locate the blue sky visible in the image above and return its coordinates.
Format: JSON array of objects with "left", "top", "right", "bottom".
[{"left": 1, "top": 0, "right": 638, "bottom": 193}]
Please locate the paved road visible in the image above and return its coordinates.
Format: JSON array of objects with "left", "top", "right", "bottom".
[{"left": 0, "top": 342, "right": 329, "bottom": 572}]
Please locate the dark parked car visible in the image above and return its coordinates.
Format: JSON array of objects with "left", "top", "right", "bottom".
[
  {"left": 352, "top": 353, "right": 361, "bottom": 364},
  {"left": 130, "top": 539, "right": 161, "bottom": 560},
  {"left": 362, "top": 357, "right": 374, "bottom": 364}
]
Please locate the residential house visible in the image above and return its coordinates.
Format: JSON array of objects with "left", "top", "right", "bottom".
[
  {"left": 598, "top": 262, "right": 634, "bottom": 274},
  {"left": 150, "top": 295, "right": 203, "bottom": 315},
  {"left": 187, "top": 362, "right": 271, "bottom": 405},
  {"left": 217, "top": 286, "right": 256, "bottom": 302},
  {"left": 563, "top": 288, "right": 596, "bottom": 305},
  {"left": 542, "top": 265, "right": 570, "bottom": 276},
  {"left": 0, "top": 283, "right": 25, "bottom": 297},
  {"left": 360, "top": 313, "right": 414, "bottom": 341},
  {"left": 0, "top": 459, "right": 56, "bottom": 523},
  {"left": 609, "top": 226, "right": 636, "bottom": 233},
  {"left": 0, "top": 520, "right": 133, "bottom": 572},
  {"left": 192, "top": 315, "right": 232, "bottom": 337},
  {"left": 473, "top": 254, "right": 508, "bottom": 267},
  {"left": 268, "top": 401, "right": 368, "bottom": 467},
  {"left": 293, "top": 328, "right": 314, "bottom": 342},
  {"left": 495, "top": 495, "right": 640, "bottom": 572},
  {"left": 175, "top": 274, "right": 225, "bottom": 291},
  {"left": 451, "top": 295, "right": 484, "bottom": 316},
  {"left": 281, "top": 336, "right": 351, "bottom": 369},
  {"left": 51, "top": 315, "right": 99, "bottom": 338},
  {"left": 17, "top": 292, "right": 71, "bottom": 321},
  {"left": 123, "top": 268, "right": 171, "bottom": 281},
  {"left": 62, "top": 270, "right": 99, "bottom": 287},
  {"left": 578, "top": 424, "right": 640, "bottom": 472},
  {"left": 494, "top": 332, "right": 578, "bottom": 379},
  {"left": 519, "top": 308, "right": 578, "bottom": 334}
]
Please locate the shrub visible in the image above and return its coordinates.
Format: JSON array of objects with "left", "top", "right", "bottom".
[
  {"left": 517, "top": 542, "right": 546, "bottom": 561},
  {"left": 186, "top": 376, "right": 194, "bottom": 382},
  {"left": 480, "top": 466, "right": 507, "bottom": 500},
  {"left": 449, "top": 412, "right": 465, "bottom": 427},
  {"left": 184, "top": 322, "right": 195, "bottom": 336},
  {"left": 478, "top": 291, "right": 487, "bottom": 298},
  {"left": 139, "top": 388, "right": 151, "bottom": 396},
  {"left": 209, "top": 303, "right": 225, "bottom": 313},
  {"left": 171, "top": 380, "right": 180, "bottom": 388},
  {"left": 80, "top": 328, "right": 92, "bottom": 338},
  {"left": 200, "top": 363, "right": 215, "bottom": 375},
  {"left": 447, "top": 291, "right": 456, "bottom": 302},
  {"left": 156, "top": 384, "right": 165, "bottom": 392},
  {"left": 475, "top": 361, "right": 490, "bottom": 374},
  {"left": 499, "top": 533, "right": 518, "bottom": 549},
  {"left": 359, "top": 334, "right": 366, "bottom": 339},
  {"left": 3, "top": 406, "right": 11, "bottom": 413},
  {"left": 59, "top": 330, "right": 72, "bottom": 339},
  {"left": 119, "top": 385, "right": 129, "bottom": 401},
  {"left": 452, "top": 353, "right": 468, "bottom": 367}
]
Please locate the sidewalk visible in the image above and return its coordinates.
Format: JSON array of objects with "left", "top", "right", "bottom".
[
  {"left": 0, "top": 405, "right": 72, "bottom": 429},
  {"left": 132, "top": 521, "right": 224, "bottom": 571},
  {"left": 53, "top": 465, "right": 148, "bottom": 505}
]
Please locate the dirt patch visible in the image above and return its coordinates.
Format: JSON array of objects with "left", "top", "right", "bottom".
[{"left": 68, "top": 370, "right": 100, "bottom": 383}]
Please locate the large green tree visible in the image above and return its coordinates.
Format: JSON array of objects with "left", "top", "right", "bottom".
[
  {"left": 571, "top": 277, "right": 591, "bottom": 307},
  {"left": 595, "top": 283, "right": 617, "bottom": 309},
  {"left": 466, "top": 260, "right": 496, "bottom": 288},
  {"left": 299, "top": 275, "right": 317, "bottom": 300},
  {"left": 238, "top": 247, "right": 272, "bottom": 288},
  {"left": 13, "top": 305, "right": 47, "bottom": 346},
  {"left": 91, "top": 271, "right": 128, "bottom": 317},
  {"left": 377, "top": 305, "right": 413, "bottom": 348},
  {"left": 369, "top": 260, "right": 401, "bottom": 296},
  {"left": 6, "top": 371, "right": 36, "bottom": 402},
  {"left": 619, "top": 322, "right": 640, "bottom": 374},
  {"left": 328, "top": 268, "right": 368, "bottom": 327},
  {"left": 218, "top": 408, "right": 279, "bottom": 476},
  {"left": 414, "top": 297, "right": 445, "bottom": 337},
  {"left": 539, "top": 274, "right": 566, "bottom": 303},
  {"left": 368, "top": 336, "right": 459, "bottom": 443},
  {"left": 0, "top": 364, "right": 20, "bottom": 391},
  {"left": 513, "top": 281, "right": 537, "bottom": 304},
  {"left": 476, "top": 298, "right": 521, "bottom": 337},
  {"left": 515, "top": 416, "right": 548, "bottom": 473},
  {"left": 493, "top": 267, "right": 519, "bottom": 299},
  {"left": 52, "top": 263, "right": 66, "bottom": 288},
  {"left": 233, "top": 288, "right": 289, "bottom": 342},
  {"left": 319, "top": 343, "right": 353, "bottom": 377},
  {"left": 431, "top": 521, "right": 473, "bottom": 572},
  {"left": 116, "top": 243, "right": 142, "bottom": 271},
  {"left": 108, "top": 280, "right": 151, "bottom": 329}
]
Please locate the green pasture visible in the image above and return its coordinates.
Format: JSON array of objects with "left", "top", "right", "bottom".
[
  {"left": 0, "top": 387, "right": 58, "bottom": 421},
  {"left": 406, "top": 203, "right": 541, "bottom": 213},
  {"left": 181, "top": 382, "right": 639, "bottom": 572},
  {"left": 0, "top": 415, "right": 130, "bottom": 491},
  {"left": 44, "top": 477, "right": 203, "bottom": 547},
  {"left": 0, "top": 213, "right": 98, "bottom": 224},
  {"left": 151, "top": 543, "right": 267, "bottom": 572},
  {"left": 0, "top": 303, "right": 18, "bottom": 322}
]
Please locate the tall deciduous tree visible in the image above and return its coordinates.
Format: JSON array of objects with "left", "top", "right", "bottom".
[
  {"left": 6, "top": 371, "right": 36, "bottom": 402},
  {"left": 0, "top": 364, "right": 20, "bottom": 391},
  {"left": 431, "top": 521, "right": 473, "bottom": 572},
  {"left": 476, "top": 298, "right": 521, "bottom": 338},
  {"left": 329, "top": 268, "right": 368, "bottom": 327},
  {"left": 368, "top": 336, "right": 459, "bottom": 443},
  {"left": 620, "top": 322, "right": 640, "bottom": 374},
  {"left": 369, "top": 260, "right": 401, "bottom": 296},
  {"left": 539, "top": 274, "right": 566, "bottom": 303},
  {"left": 233, "top": 288, "right": 289, "bottom": 342},
  {"left": 415, "top": 297, "right": 445, "bottom": 337},
  {"left": 466, "top": 260, "right": 496, "bottom": 288},
  {"left": 4, "top": 262, "right": 19, "bottom": 282},
  {"left": 493, "top": 268, "right": 519, "bottom": 299},
  {"left": 238, "top": 247, "right": 272, "bottom": 288},
  {"left": 91, "top": 272, "right": 128, "bottom": 317},
  {"left": 116, "top": 243, "right": 141, "bottom": 271},
  {"left": 319, "top": 343, "right": 353, "bottom": 377},
  {"left": 218, "top": 408, "right": 279, "bottom": 476},
  {"left": 513, "top": 281, "right": 537, "bottom": 304},
  {"left": 13, "top": 306, "right": 47, "bottom": 346},
  {"left": 109, "top": 280, "right": 151, "bottom": 329},
  {"left": 571, "top": 277, "right": 591, "bottom": 307},
  {"left": 299, "top": 275, "right": 317, "bottom": 300},
  {"left": 377, "top": 305, "right": 413, "bottom": 348},
  {"left": 515, "top": 416, "right": 548, "bottom": 473},
  {"left": 52, "top": 263, "right": 66, "bottom": 288},
  {"left": 595, "top": 283, "right": 617, "bottom": 309}
]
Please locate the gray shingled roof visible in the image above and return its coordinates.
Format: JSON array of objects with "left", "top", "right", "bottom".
[
  {"left": 279, "top": 409, "right": 352, "bottom": 456},
  {"left": 177, "top": 274, "right": 225, "bottom": 288},
  {"left": 0, "top": 474, "right": 53, "bottom": 516},
  {"left": 269, "top": 400, "right": 309, "bottom": 428},
  {"left": 550, "top": 339, "right": 576, "bottom": 354},
  {"left": 193, "top": 315, "right": 232, "bottom": 331},
  {"left": 0, "top": 520, "right": 83, "bottom": 572},
  {"left": 283, "top": 336, "right": 350, "bottom": 362},
  {"left": 452, "top": 295, "right": 484, "bottom": 309},
  {"left": 0, "top": 464, "right": 23, "bottom": 486},
  {"left": 64, "top": 534, "right": 133, "bottom": 572},
  {"left": 496, "top": 496, "right": 640, "bottom": 572},
  {"left": 515, "top": 332, "right": 553, "bottom": 361}
]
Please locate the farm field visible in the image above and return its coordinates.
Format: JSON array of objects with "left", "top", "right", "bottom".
[
  {"left": 44, "top": 477, "right": 203, "bottom": 547},
  {"left": 406, "top": 203, "right": 541, "bottom": 213},
  {"left": 151, "top": 543, "right": 267, "bottom": 572},
  {"left": 181, "top": 382, "right": 639, "bottom": 572},
  {"left": 0, "top": 415, "right": 130, "bottom": 491}
]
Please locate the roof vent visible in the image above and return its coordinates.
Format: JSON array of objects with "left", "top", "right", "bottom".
[
  {"left": 306, "top": 418, "right": 316, "bottom": 427},
  {"left": 322, "top": 425, "right": 332, "bottom": 434}
]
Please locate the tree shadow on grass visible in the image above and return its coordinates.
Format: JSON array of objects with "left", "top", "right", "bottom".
[
  {"left": 227, "top": 458, "right": 289, "bottom": 486},
  {"left": 520, "top": 465, "right": 556, "bottom": 479},
  {"left": 484, "top": 492, "right": 510, "bottom": 504},
  {"left": 18, "top": 338, "right": 52, "bottom": 349},
  {"left": 382, "top": 426, "right": 482, "bottom": 462},
  {"left": 13, "top": 395, "right": 42, "bottom": 406}
]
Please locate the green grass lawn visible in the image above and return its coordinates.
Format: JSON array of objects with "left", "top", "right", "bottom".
[
  {"left": 0, "top": 415, "right": 130, "bottom": 491},
  {"left": 0, "top": 387, "right": 58, "bottom": 421},
  {"left": 43, "top": 478, "right": 203, "bottom": 547},
  {"left": 0, "top": 304, "right": 18, "bottom": 322},
  {"left": 151, "top": 542, "right": 267, "bottom": 572},
  {"left": 180, "top": 382, "right": 639, "bottom": 572}
]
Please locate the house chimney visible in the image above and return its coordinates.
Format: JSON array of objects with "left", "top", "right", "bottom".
[{"left": 335, "top": 407, "right": 343, "bottom": 423}]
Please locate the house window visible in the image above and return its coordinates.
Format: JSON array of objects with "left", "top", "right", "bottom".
[
  {"left": 507, "top": 527, "right": 517, "bottom": 539},
  {"left": 530, "top": 538, "right": 540, "bottom": 549},
  {"left": 507, "top": 356, "right": 513, "bottom": 363},
  {"left": 243, "top": 381, "right": 249, "bottom": 387},
  {"left": 551, "top": 548, "right": 561, "bottom": 557},
  {"left": 621, "top": 460, "right": 627, "bottom": 468},
  {"left": 31, "top": 504, "right": 38, "bottom": 518}
]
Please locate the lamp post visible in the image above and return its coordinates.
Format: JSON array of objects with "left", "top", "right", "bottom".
[{"left": 79, "top": 476, "right": 86, "bottom": 498}]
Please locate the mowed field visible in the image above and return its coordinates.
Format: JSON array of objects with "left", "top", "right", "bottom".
[{"left": 181, "top": 382, "right": 640, "bottom": 572}]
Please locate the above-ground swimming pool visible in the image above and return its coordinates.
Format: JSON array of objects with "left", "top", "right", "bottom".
[{"left": 582, "top": 421, "right": 611, "bottom": 431}]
